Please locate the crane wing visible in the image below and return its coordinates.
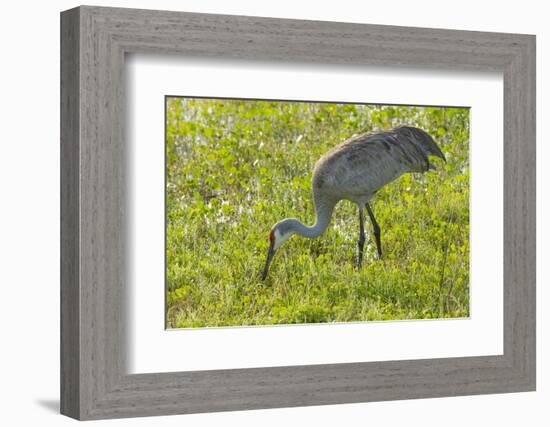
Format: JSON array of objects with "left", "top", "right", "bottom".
[{"left": 312, "top": 130, "right": 432, "bottom": 202}]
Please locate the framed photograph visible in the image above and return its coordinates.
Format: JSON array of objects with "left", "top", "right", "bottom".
[{"left": 61, "top": 5, "right": 536, "bottom": 420}]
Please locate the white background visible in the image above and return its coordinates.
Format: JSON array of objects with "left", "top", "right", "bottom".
[
  {"left": 128, "top": 58, "right": 503, "bottom": 373},
  {"left": 0, "top": 1, "right": 546, "bottom": 426}
]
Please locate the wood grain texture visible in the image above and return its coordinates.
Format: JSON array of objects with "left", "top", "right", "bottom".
[
  {"left": 60, "top": 7, "right": 80, "bottom": 419},
  {"left": 60, "top": 5, "right": 536, "bottom": 420}
]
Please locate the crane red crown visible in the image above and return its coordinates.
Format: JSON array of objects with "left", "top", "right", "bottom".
[{"left": 269, "top": 229, "right": 275, "bottom": 241}]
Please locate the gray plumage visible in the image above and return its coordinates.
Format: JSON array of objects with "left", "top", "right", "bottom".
[
  {"left": 261, "top": 125, "right": 446, "bottom": 280},
  {"left": 313, "top": 125, "right": 445, "bottom": 206}
]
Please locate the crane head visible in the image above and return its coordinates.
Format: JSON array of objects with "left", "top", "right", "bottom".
[
  {"left": 261, "top": 222, "right": 294, "bottom": 280},
  {"left": 261, "top": 230, "right": 276, "bottom": 280}
]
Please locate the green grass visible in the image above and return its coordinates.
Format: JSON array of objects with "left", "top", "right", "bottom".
[{"left": 165, "top": 98, "right": 470, "bottom": 328}]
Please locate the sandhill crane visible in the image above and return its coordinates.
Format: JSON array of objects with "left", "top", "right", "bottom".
[{"left": 261, "top": 125, "right": 446, "bottom": 280}]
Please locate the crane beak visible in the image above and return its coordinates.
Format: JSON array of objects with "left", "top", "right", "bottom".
[{"left": 261, "top": 239, "right": 276, "bottom": 280}]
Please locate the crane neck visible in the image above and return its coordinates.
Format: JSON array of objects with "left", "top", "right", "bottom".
[{"left": 293, "top": 193, "right": 336, "bottom": 239}]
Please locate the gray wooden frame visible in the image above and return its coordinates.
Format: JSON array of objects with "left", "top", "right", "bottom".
[{"left": 60, "top": 5, "right": 536, "bottom": 421}]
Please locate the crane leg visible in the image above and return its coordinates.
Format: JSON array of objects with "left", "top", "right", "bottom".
[
  {"left": 357, "top": 207, "right": 366, "bottom": 268},
  {"left": 366, "top": 203, "right": 382, "bottom": 258}
]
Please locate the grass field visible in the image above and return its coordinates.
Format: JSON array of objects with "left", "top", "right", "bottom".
[{"left": 165, "top": 98, "right": 470, "bottom": 328}]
